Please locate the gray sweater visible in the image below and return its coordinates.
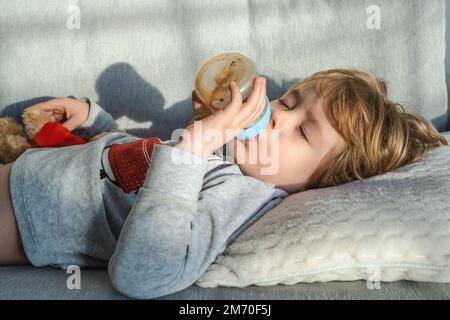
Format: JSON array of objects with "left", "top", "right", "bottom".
[{"left": 9, "top": 99, "right": 289, "bottom": 299}]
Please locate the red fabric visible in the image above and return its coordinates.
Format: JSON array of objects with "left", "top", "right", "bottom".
[
  {"left": 108, "top": 137, "right": 162, "bottom": 193},
  {"left": 31, "top": 122, "right": 87, "bottom": 148}
]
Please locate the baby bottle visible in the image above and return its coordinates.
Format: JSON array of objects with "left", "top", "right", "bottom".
[{"left": 194, "top": 51, "right": 271, "bottom": 140}]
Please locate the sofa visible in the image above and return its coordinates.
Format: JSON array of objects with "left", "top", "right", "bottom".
[{"left": 1, "top": 0, "right": 449, "bottom": 299}]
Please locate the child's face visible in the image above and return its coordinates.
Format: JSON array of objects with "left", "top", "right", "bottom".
[{"left": 232, "top": 79, "right": 345, "bottom": 194}]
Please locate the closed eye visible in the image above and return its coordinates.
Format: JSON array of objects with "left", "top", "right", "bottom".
[
  {"left": 277, "top": 98, "right": 291, "bottom": 110},
  {"left": 277, "top": 98, "right": 308, "bottom": 141}
]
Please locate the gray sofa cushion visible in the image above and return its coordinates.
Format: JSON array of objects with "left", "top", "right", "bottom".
[{"left": 2, "top": 266, "right": 450, "bottom": 299}]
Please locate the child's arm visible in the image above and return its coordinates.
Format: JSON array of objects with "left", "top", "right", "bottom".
[
  {"left": 107, "top": 143, "right": 277, "bottom": 299},
  {"left": 79, "top": 95, "right": 208, "bottom": 139},
  {"left": 78, "top": 92, "right": 209, "bottom": 138},
  {"left": 71, "top": 98, "right": 120, "bottom": 139},
  {"left": 108, "top": 78, "right": 271, "bottom": 299}
]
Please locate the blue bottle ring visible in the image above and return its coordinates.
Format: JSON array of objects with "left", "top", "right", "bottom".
[{"left": 236, "top": 96, "right": 271, "bottom": 140}]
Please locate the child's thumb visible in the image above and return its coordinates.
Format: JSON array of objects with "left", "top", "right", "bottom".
[
  {"left": 62, "top": 116, "right": 79, "bottom": 132},
  {"left": 228, "top": 81, "right": 241, "bottom": 107}
]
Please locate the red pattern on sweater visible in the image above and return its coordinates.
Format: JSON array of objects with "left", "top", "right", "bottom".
[{"left": 107, "top": 137, "right": 162, "bottom": 193}]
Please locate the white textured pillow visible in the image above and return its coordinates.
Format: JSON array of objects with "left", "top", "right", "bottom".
[{"left": 196, "top": 132, "right": 450, "bottom": 288}]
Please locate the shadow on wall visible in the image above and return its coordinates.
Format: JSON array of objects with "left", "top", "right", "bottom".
[{"left": 0, "top": 62, "right": 298, "bottom": 140}]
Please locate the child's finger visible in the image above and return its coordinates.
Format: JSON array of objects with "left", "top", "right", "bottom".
[
  {"left": 61, "top": 115, "right": 80, "bottom": 132},
  {"left": 52, "top": 109, "right": 67, "bottom": 122},
  {"left": 247, "top": 79, "right": 266, "bottom": 122},
  {"left": 234, "top": 77, "right": 264, "bottom": 124},
  {"left": 225, "top": 81, "right": 243, "bottom": 113},
  {"left": 38, "top": 110, "right": 56, "bottom": 122},
  {"left": 237, "top": 77, "right": 263, "bottom": 121},
  {"left": 242, "top": 77, "right": 262, "bottom": 111}
]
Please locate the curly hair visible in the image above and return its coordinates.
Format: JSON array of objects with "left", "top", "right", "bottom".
[{"left": 287, "top": 68, "right": 448, "bottom": 190}]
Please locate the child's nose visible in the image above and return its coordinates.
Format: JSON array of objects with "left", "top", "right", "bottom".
[{"left": 270, "top": 111, "right": 282, "bottom": 130}]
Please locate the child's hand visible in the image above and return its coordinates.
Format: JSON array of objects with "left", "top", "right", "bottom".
[
  {"left": 176, "top": 76, "right": 267, "bottom": 159},
  {"left": 26, "top": 98, "right": 90, "bottom": 132}
]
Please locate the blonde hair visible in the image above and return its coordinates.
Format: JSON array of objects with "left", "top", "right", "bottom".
[{"left": 288, "top": 68, "right": 448, "bottom": 190}]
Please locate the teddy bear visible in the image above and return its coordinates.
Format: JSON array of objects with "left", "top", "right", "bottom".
[
  {"left": 0, "top": 91, "right": 210, "bottom": 165},
  {"left": 0, "top": 109, "right": 115, "bottom": 165}
]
